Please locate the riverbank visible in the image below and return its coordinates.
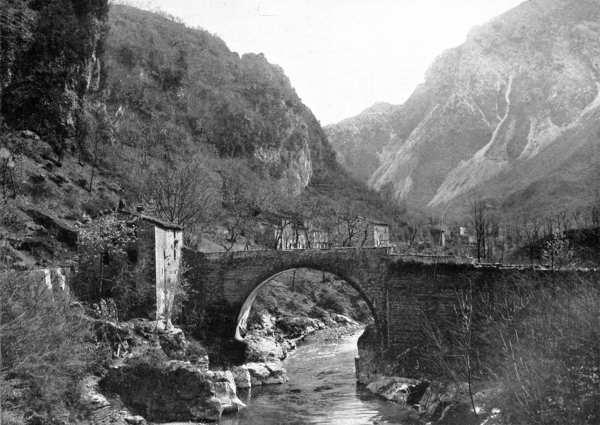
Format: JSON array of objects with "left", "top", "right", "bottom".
[{"left": 221, "top": 328, "right": 427, "bottom": 425}]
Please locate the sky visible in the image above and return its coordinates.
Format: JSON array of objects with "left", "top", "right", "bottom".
[{"left": 123, "top": 0, "right": 525, "bottom": 124}]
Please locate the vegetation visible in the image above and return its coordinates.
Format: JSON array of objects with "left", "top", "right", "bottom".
[
  {"left": 247, "top": 269, "right": 373, "bottom": 329},
  {"left": 74, "top": 214, "right": 154, "bottom": 320},
  {"left": 418, "top": 274, "right": 600, "bottom": 425},
  {"left": 0, "top": 272, "right": 102, "bottom": 422},
  {"left": 1, "top": 0, "right": 109, "bottom": 152}
]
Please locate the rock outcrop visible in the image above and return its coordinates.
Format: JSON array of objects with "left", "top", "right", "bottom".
[
  {"left": 101, "top": 358, "right": 245, "bottom": 422},
  {"left": 1, "top": 0, "right": 108, "bottom": 151},
  {"left": 244, "top": 361, "right": 289, "bottom": 386},
  {"left": 327, "top": 0, "right": 600, "bottom": 217}
]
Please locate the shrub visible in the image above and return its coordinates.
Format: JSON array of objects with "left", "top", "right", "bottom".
[
  {"left": 418, "top": 275, "right": 600, "bottom": 425},
  {"left": 316, "top": 290, "right": 346, "bottom": 315},
  {"left": 494, "top": 279, "right": 600, "bottom": 425},
  {"left": 0, "top": 272, "right": 99, "bottom": 420},
  {"left": 74, "top": 214, "right": 155, "bottom": 320}
]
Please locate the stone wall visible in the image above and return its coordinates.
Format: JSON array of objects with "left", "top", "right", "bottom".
[{"left": 154, "top": 226, "right": 182, "bottom": 327}]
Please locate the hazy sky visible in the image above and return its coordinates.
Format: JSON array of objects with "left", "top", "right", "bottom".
[{"left": 124, "top": 0, "right": 525, "bottom": 124}]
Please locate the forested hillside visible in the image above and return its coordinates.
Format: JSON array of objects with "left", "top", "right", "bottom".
[{"left": 0, "top": 2, "right": 402, "bottom": 265}]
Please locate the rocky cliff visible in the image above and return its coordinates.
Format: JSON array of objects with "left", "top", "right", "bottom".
[
  {"left": 1, "top": 0, "right": 108, "bottom": 151},
  {"left": 327, "top": 0, "right": 600, "bottom": 217}
]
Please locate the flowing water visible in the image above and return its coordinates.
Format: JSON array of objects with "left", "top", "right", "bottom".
[{"left": 220, "top": 331, "right": 417, "bottom": 425}]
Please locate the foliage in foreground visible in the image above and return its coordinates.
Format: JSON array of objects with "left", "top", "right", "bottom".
[
  {"left": 419, "top": 275, "right": 600, "bottom": 425},
  {"left": 0, "top": 272, "right": 100, "bottom": 422},
  {"left": 494, "top": 278, "right": 600, "bottom": 425}
]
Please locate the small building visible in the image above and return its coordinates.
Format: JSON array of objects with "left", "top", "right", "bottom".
[
  {"left": 309, "top": 228, "right": 330, "bottom": 249},
  {"left": 120, "top": 211, "right": 183, "bottom": 329},
  {"left": 368, "top": 221, "right": 391, "bottom": 248},
  {"left": 277, "top": 217, "right": 308, "bottom": 250},
  {"left": 430, "top": 225, "right": 448, "bottom": 247}
]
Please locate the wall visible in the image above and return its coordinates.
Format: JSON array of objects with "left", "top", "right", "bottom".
[
  {"left": 155, "top": 226, "right": 182, "bottom": 328},
  {"left": 372, "top": 224, "right": 390, "bottom": 247}
]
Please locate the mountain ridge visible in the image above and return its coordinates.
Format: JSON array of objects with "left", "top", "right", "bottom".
[{"left": 326, "top": 0, "right": 600, "bottom": 218}]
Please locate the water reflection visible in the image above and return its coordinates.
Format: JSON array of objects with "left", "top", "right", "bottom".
[{"left": 220, "top": 332, "right": 418, "bottom": 425}]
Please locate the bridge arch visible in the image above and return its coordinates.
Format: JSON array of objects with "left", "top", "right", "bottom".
[
  {"left": 182, "top": 248, "right": 393, "bottom": 352},
  {"left": 234, "top": 266, "right": 381, "bottom": 341}
]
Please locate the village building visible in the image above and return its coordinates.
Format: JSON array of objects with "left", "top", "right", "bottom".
[
  {"left": 429, "top": 224, "right": 448, "bottom": 247},
  {"left": 367, "top": 220, "right": 391, "bottom": 248},
  {"left": 119, "top": 210, "right": 183, "bottom": 329}
]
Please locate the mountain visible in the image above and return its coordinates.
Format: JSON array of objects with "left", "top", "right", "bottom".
[
  {"left": 101, "top": 4, "right": 341, "bottom": 195},
  {"left": 326, "top": 102, "right": 396, "bottom": 183},
  {"left": 0, "top": 2, "right": 399, "bottom": 267},
  {"left": 326, "top": 0, "right": 600, "bottom": 218}
]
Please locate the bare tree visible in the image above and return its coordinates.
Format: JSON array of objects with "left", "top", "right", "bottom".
[
  {"left": 471, "top": 200, "right": 487, "bottom": 262},
  {"left": 454, "top": 282, "right": 477, "bottom": 415},
  {"left": 144, "top": 156, "right": 220, "bottom": 229},
  {"left": 216, "top": 159, "right": 280, "bottom": 251}
]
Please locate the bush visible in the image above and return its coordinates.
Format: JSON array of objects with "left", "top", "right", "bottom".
[
  {"left": 74, "top": 214, "right": 155, "bottom": 320},
  {"left": 494, "top": 279, "right": 600, "bottom": 425},
  {"left": 418, "top": 275, "right": 600, "bottom": 425},
  {"left": 316, "top": 290, "right": 346, "bottom": 315},
  {"left": 0, "top": 272, "right": 99, "bottom": 420}
]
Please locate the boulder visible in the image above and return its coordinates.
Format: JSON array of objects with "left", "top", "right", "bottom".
[
  {"left": 244, "top": 334, "right": 286, "bottom": 361},
  {"left": 276, "top": 316, "right": 323, "bottom": 338},
  {"left": 78, "top": 376, "right": 131, "bottom": 425},
  {"left": 207, "top": 370, "right": 246, "bottom": 414},
  {"left": 331, "top": 313, "right": 358, "bottom": 326},
  {"left": 94, "top": 319, "right": 209, "bottom": 368},
  {"left": 231, "top": 366, "right": 252, "bottom": 389},
  {"left": 100, "top": 359, "right": 245, "bottom": 422},
  {"left": 24, "top": 207, "right": 78, "bottom": 248},
  {"left": 366, "top": 376, "right": 429, "bottom": 406},
  {"left": 245, "top": 361, "right": 288, "bottom": 386},
  {"left": 420, "top": 381, "right": 471, "bottom": 420}
]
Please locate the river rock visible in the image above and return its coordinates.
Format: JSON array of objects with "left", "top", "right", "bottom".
[
  {"left": 79, "top": 376, "right": 134, "bottom": 425},
  {"left": 331, "top": 313, "right": 358, "bottom": 326},
  {"left": 366, "top": 376, "right": 429, "bottom": 406},
  {"left": 245, "top": 361, "right": 289, "bottom": 386},
  {"left": 276, "top": 316, "right": 324, "bottom": 338},
  {"left": 208, "top": 370, "right": 246, "bottom": 414},
  {"left": 100, "top": 358, "right": 245, "bottom": 422},
  {"left": 231, "top": 366, "right": 252, "bottom": 389},
  {"left": 245, "top": 334, "right": 286, "bottom": 361}
]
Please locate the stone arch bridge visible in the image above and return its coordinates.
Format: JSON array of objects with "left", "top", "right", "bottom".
[{"left": 182, "top": 247, "right": 597, "bottom": 374}]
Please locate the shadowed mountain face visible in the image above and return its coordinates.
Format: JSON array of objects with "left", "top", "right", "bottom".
[{"left": 326, "top": 0, "right": 600, "bottom": 217}]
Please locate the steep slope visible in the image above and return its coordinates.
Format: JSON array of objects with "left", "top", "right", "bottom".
[
  {"left": 328, "top": 0, "right": 600, "bottom": 217},
  {"left": 101, "top": 4, "right": 337, "bottom": 195},
  {"left": 1, "top": 0, "right": 108, "bottom": 150},
  {"left": 326, "top": 103, "right": 396, "bottom": 182},
  {"left": 1, "top": 3, "right": 399, "bottom": 268}
]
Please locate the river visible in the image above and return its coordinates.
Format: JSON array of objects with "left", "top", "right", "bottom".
[{"left": 220, "top": 331, "right": 418, "bottom": 425}]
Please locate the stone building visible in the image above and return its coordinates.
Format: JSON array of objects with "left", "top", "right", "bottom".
[
  {"left": 367, "top": 221, "right": 391, "bottom": 248},
  {"left": 120, "top": 211, "right": 183, "bottom": 328},
  {"left": 277, "top": 218, "right": 309, "bottom": 250},
  {"left": 429, "top": 225, "right": 447, "bottom": 247}
]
